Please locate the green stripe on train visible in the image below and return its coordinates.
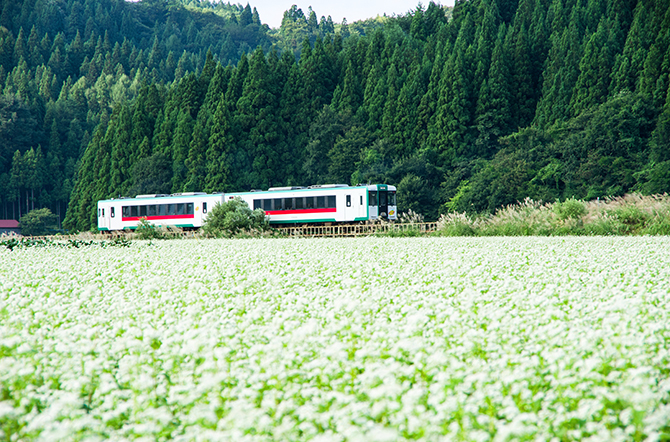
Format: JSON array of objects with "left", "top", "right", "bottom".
[
  {"left": 121, "top": 224, "right": 195, "bottom": 230},
  {"left": 269, "top": 218, "right": 337, "bottom": 224}
]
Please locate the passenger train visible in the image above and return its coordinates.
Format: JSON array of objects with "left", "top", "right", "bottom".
[{"left": 96, "top": 184, "right": 396, "bottom": 231}]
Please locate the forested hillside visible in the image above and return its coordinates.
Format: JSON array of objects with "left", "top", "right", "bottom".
[
  {"left": 2, "top": 0, "right": 669, "bottom": 231},
  {"left": 0, "top": 0, "right": 272, "bottom": 223}
]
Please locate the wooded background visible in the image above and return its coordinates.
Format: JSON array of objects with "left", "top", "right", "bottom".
[{"left": 0, "top": 0, "right": 668, "bottom": 231}]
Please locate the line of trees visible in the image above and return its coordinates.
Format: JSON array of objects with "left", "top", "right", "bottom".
[
  {"left": 2, "top": 0, "right": 670, "bottom": 231},
  {"left": 0, "top": 0, "right": 273, "bottom": 221}
]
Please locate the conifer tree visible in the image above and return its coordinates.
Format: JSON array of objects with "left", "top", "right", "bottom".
[
  {"left": 108, "top": 104, "right": 132, "bottom": 196},
  {"left": 184, "top": 107, "right": 212, "bottom": 192},
  {"left": 170, "top": 108, "right": 194, "bottom": 192},
  {"left": 393, "top": 62, "right": 425, "bottom": 153},
  {"left": 204, "top": 97, "right": 231, "bottom": 192},
  {"left": 610, "top": 1, "right": 653, "bottom": 95},
  {"left": 475, "top": 24, "right": 512, "bottom": 156},
  {"left": 328, "top": 126, "right": 370, "bottom": 184},
  {"left": 509, "top": 24, "right": 534, "bottom": 128}
]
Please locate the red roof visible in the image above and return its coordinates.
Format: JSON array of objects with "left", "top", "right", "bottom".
[{"left": 0, "top": 220, "right": 19, "bottom": 228}]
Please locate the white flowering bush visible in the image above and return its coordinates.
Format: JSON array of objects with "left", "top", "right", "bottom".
[{"left": 1, "top": 237, "right": 669, "bottom": 441}]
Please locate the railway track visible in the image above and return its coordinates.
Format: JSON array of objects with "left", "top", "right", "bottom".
[
  {"left": 10, "top": 222, "right": 440, "bottom": 241},
  {"left": 273, "top": 222, "right": 439, "bottom": 237}
]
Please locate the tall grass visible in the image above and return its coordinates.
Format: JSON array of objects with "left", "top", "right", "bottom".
[{"left": 438, "top": 193, "right": 670, "bottom": 236}]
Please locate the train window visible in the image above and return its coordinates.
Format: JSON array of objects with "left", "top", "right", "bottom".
[
  {"left": 139, "top": 206, "right": 147, "bottom": 217},
  {"left": 159, "top": 205, "right": 168, "bottom": 216},
  {"left": 122, "top": 207, "right": 128, "bottom": 217},
  {"left": 360, "top": 195, "right": 363, "bottom": 205},
  {"left": 316, "top": 196, "right": 325, "bottom": 208},
  {"left": 98, "top": 209, "right": 100, "bottom": 217},
  {"left": 148, "top": 205, "right": 157, "bottom": 216},
  {"left": 186, "top": 203, "right": 194, "bottom": 214},
  {"left": 284, "top": 198, "right": 293, "bottom": 209},
  {"left": 263, "top": 199, "right": 272, "bottom": 211},
  {"left": 274, "top": 198, "right": 282, "bottom": 210},
  {"left": 295, "top": 198, "right": 304, "bottom": 209},
  {"left": 253, "top": 200, "right": 261, "bottom": 210},
  {"left": 369, "top": 191, "right": 377, "bottom": 206},
  {"left": 167, "top": 204, "right": 177, "bottom": 216},
  {"left": 131, "top": 206, "right": 138, "bottom": 217},
  {"left": 328, "top": 196, "right": 336, "bottom": 208},
  {"left": 380, "top": 192, "right": 387, "bottom": 206},
  {"left": 346, "top": 195, "right": 351, "bottom": 207},
  {"left": 306, "top": 197, "right": 315, "bottom": 208},
  {"left": 102, "top": 208, "right": 105, "bottom": 217},
  {"left": 177, "top": 204, "right": 185, "bottom": 215},
  {"left": 111, "top": 207, "right": 115, "bottom": 218},
  {"left": 203, "top": 202, "right": 208, "bottom": 214},
  {"left": 389, "top": 192, "right": 396, "bottom": 205}
]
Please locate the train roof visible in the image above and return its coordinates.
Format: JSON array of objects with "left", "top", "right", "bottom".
[
  {"left": 227, "top": 184, "right": 395, "bottom": 197},
  {"left": 97, "top": 193, "right": 224, "bottom": 203},
  {"left": 98, "top": 184, "right": 396, "bottom": 203}
]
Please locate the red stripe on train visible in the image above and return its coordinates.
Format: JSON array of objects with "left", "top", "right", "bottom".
[
  {"left": 264, "top": 208, "right": 337, "bottom": 215},
  {"left": 122, "top": 214, "right": 195, "bottom": 221}
]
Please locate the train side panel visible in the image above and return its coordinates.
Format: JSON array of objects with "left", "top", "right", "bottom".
[
  {"left": 226, "top": 186, "right": 370, "bottom": 224},
  {"left": 98, "top": 194, "right": 224, "bottom": 231}
]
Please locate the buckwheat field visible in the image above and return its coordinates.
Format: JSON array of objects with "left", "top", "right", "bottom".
[{"left": 1, "top": 237, "right": 669, "bottom": 441}]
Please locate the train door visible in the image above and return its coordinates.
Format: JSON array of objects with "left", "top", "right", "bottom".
[
  {"left": 344, "top": 193, "right": 355, "bottom": 221},
  {"left": 368, "top": 190, "right": 378, "bottom": 219},
  {"left": 98, "top": 203, "right": 109, "bottom": 230},
  {"left": 379, "top": 190, "right": 388, "bottom": 219},
  {"left": 195, "top": 198, "right": 205, "bottom": 227}
]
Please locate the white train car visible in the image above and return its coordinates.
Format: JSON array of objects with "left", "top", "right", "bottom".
[
  {"left": 97, "top": 192, "right": 225, "bottom": 231},
  {"left": 226, "top": 184, "right": 397, "bottom": 225},
  {"left": 97, "top": 184, "right": 397, "bottom": 231}
]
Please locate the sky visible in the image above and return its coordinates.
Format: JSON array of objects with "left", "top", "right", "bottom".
[{"left": 247, "top": 0, "right": 454, "bottom": 29}]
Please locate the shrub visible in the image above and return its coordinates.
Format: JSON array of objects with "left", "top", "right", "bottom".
[
  {"left": 610, "top": 205, "right": 650, "bottom": 234},
  {"left": 19, "top": 208, "right": 59, "bottom": 236},
  {"left": 135, "top": 217, "right": 165, "bottom": 240},
  {"left": 436, "top": 193, "right": 670, "bottom": 236},
  {"left": 554, "top": 198, "right": 587, "bottom": 221},
  {"left": 202, "top": 197, "right": 268, "bottom": 237}
]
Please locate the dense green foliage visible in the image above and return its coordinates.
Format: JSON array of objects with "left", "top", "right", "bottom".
[
  {"left": 1, "top": 0, "right": 669, "bottom": 231},
  {"left": 437, "top": 193, "right": 670, "bottom": 236},
  {"left": 0, "top": 0, "right": 273, "bottom": 224},
  {"left": 201, "top": 197, "right": 268, "bottom": 237},
  {"left": 18, "top": 207, "right": 58, "bottom": 235}
]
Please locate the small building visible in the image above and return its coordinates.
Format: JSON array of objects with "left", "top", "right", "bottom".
[{"left": 0, "top": 220, "right": 20, "bottom": 236}]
